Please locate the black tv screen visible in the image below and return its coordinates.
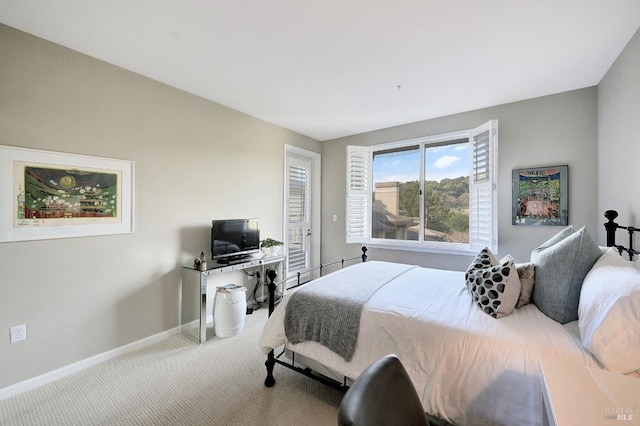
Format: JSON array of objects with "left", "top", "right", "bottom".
[{"left": 211, "top": 218, "right": 260, "bottom": 261}]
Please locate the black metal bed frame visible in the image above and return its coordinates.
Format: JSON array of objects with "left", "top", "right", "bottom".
[
  {"left": 263, "top": 246, "right": 367, "bottom": 391},
  {"left": 604, "top": 210, "right": 639, "bottom": 260}
]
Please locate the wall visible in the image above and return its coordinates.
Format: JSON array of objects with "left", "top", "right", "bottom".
[
  {"left": 321, "top": 88, "right": 599, "bottom": 270},
  {"left": 598, "top": 27, "right": 640, "bottom": 242},
  {"left": 0, "top": 25, "right": 321, "bottom": 389}
]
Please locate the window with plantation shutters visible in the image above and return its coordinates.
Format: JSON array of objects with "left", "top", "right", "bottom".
[{"left": 345, "top": 120, "right": 498, "bottom": 254}]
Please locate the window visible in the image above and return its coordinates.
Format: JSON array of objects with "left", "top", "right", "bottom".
[{"left": 346, "top": 120, "right": 498, "bottom": 254}]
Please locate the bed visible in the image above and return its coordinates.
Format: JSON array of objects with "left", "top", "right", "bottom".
[{"left": 259, "top": 210, "right": 640, "bottom": 425}]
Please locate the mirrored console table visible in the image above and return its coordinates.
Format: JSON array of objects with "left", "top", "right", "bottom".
[{"left": 180, "top": 254, "right": 286, "bottom": 344}]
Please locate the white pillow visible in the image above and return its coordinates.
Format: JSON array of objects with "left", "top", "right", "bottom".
[{"left": 578, "top": 247, "right": 640, "bottom": 374}]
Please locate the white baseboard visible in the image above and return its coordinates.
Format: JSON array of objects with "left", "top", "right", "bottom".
[{"left": 0, "top": 325, "right": 181, "bottom": 400}]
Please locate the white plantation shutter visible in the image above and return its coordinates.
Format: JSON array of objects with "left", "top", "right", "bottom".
[
  {"left": 469, "top": 120, "right": 498, "bottom": 252},
  {"left": 287, "top": 161, "right": 310, "bottom": 273},
  {"left": 346, "top": 145, "right": 371, "bottom": 243}
]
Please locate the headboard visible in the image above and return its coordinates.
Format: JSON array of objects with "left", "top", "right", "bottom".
[{"left": 604, "top": 210, "right": 639, "bottom": 260}]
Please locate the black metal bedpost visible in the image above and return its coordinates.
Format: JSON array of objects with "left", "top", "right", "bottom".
[
  {"left": 604, "top": 210, "right": 619, "bottom": 248},
  {"left": 264, "top": 268, "right": 278, "bottom": 387},
  {"left": 627, "top": 226, "right": 638, "bottom": 260},
  {"left": 266, "top": 268, "right": 278, "bottom": 316},
  {"left": 361, "top": 246, "right": 368, "bottom": 262}
]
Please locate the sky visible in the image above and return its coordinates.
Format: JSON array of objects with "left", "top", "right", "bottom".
[{"left": 373, "top": 142, "right": 469, "bottom": 184}]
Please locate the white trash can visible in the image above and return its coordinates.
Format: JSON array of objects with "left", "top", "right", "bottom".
[{"left": 213, "top": 285, "right": 247, "bottom": 338}]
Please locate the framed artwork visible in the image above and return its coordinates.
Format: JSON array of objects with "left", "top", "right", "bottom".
[
  {"left": 512, "top": 165, "right": 568, "bottom": 226},
  {"left": 0, "top": 145, "right": 134, "bottom": 242}
]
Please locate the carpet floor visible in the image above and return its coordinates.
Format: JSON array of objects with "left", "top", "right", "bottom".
[{"left": 0, "top": 308, "right": 344, "bottom": 425}]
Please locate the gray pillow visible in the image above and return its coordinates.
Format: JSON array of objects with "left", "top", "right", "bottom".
[
  {"left": 538, "top": 225, "right": 575, "bottom": 249},
  {"left": 531, "top": 226, "right": 601, "bottom": 324}
]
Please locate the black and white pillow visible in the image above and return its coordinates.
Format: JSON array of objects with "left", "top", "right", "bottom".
[
  {"left": 465, "top": 247, "right": 497, "bottom": 294},
  {"left": 466, "top": 249, "right": 522, "bottom": 318}
]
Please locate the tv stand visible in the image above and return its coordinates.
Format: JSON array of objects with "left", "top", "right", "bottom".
[{"left": 180, "top": 253, "right": 286, "bottom": 344}]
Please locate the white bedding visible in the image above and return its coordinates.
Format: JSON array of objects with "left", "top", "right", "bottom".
[{"left": 259, "top": 261, "right": 603, "bottom": 426}]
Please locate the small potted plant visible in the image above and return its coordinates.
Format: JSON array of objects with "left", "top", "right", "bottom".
[{"left": 260, "top": 238, "right": 284, "bottom": 256}]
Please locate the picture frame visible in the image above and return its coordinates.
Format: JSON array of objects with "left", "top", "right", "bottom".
[
  {"left": 0, "top": 145, "right": 134, "bottom": 242},
  {"left": 512, "top": 165, "right": 568, "bottom": 226}
]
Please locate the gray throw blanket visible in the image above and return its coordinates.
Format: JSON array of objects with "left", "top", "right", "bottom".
[{"left": 284, "top": 261, "right": 416, "bottom": 361}]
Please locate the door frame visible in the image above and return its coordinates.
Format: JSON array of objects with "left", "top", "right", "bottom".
[{"left": 284, "top": 145, "right": 321, "bottom": 273}]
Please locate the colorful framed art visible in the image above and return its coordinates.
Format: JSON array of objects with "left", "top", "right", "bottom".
[
  {"left": 512, "top": 165, "right": 568, "bottom": 226},
  {"left": 0, "top": 145, "right": 134, "bottom": 242}
]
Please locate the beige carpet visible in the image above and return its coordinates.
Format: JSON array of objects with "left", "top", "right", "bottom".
[{"left": 0, "top": 308, "right": 344, "bottom": 425}]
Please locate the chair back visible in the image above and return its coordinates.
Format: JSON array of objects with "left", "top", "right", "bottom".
[{"left": 337, "top": 354, "right": 430, "bottom": 426}]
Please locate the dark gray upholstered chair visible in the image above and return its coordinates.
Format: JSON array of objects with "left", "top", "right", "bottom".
[{"left": 337, "top": 354, "right": 430, "bottom": 426}]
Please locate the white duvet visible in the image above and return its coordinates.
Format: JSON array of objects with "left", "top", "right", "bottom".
[{"left": 259, "top": 261, "right": 602, "bottom": 426}]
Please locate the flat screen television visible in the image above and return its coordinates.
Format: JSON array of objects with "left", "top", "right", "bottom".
[{"left": 211, "top": 218, "right": 260, "bottom": 262}]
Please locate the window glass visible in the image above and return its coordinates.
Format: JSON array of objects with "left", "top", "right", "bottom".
[
  {"left": 372, "top": 146, "right": 419, "bottom": 241},
  {"left": 424, "top": 141, "right": 469, "bottom": 243}
]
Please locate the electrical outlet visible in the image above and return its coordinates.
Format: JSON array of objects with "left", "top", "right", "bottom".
[{"left": 10, "top": 324, "right": 26, "bottom": 343}]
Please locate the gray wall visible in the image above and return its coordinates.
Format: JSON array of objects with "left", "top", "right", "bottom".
[
  {"left": 0, "top": 25, "right": 321, "bottom": 389},
  {"left": 321, "top": 88, "right": 599, "bottom": 270},
  {"left": 598, "top": 27, "right": 640, "bottom": 241}
]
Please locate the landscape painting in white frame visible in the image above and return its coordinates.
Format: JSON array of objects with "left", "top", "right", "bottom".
[{"left": 0, "top": 145, "right": 134, "bottom": 242}]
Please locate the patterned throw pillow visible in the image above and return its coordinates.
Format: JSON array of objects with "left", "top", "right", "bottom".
[
  {"left": 466, "top": 249, "right": 522, "bottom": 318},
  {"left": 465, "top": 248, "right": 498, "bottom": 294}
]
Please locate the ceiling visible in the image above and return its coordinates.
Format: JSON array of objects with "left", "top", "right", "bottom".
[{"left": 1, "top": 1, "right": 640, "bottom": 141}]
